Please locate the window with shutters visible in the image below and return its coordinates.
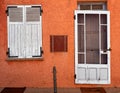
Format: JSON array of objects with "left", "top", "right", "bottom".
[{"left": 6, "top": 5, "right": 43, "bottom": 59}]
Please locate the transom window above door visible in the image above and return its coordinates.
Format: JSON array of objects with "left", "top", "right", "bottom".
[
  {"left": 6, "top": 5, "right": 43, "bottom": 59},
  {"left": 77, "top": 3, "right": 107, "bottom": 10}
]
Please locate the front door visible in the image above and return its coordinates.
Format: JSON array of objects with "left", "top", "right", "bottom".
[{"left": 75, "top": 11, "right": 110, "bottom": 84}]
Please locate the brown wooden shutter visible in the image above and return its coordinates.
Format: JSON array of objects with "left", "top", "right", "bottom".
[{"left": 50, "top": 35, "right": 68, "bottom": 52}]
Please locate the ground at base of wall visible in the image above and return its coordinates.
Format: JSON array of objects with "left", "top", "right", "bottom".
[{"left": 0, "top": 87, "right": 120, "bottom": 93}]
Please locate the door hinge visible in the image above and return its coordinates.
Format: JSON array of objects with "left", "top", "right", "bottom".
[
  {"left": 74, "top": 15, "right": 76, "bottom": 20},
  {"left": 74, "top": 74, "right": 76, "bottom": 79}
]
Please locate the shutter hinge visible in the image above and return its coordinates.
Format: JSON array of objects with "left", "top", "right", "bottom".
[
  {"left": 5, "top": 10, "right": 8, "bottom": 16},
  {"left": 6, "top": 48, "right": 10, "bottom": 57},
  {"left": 32, "top": 6, "right": 43, "bottom": 15},
  {"left": 6, "top": 6, "right": 17, "bottom": 16},
  {"left": 40, "top": 9, "right": 43, "bottom": 16},
  {"left": 74, "top": 15, "right": 76, "bottom": 20},
  {"left": 40, "top": 6, "right": 43, "bottom": 16},
  {"left": 74, "top": 74, "right": 76, "bottom": 79},
  {"left": 32, "top": 47, "right": 43, "bottom": 57},
  {"left": 40, "top": 47, "right": 44, "bottom": 57},
  {"left": 6, "top": 48, "right": 18, "bottom": 58}
]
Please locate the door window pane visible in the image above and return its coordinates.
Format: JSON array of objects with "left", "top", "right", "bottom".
[
  {"left": 78, "top": 54, "right": 84, "bottom": 64},
  {"left": 101, "top": 26, "right": 107, "bottom": 50},
  {"left": 101, "top": 54, "right": 107, "bottom": 64},
  {"left": 101, "top": 14, "right": 107, "bottom": 24},
  {"left": 86, "top": 14, "right": 99, "bottom": 64},
  {"left": 78, "top": 25, "right": 84, "bottom": 52},
  {"left": 78, "top": 14, "right": 84, "bottom": 23}
]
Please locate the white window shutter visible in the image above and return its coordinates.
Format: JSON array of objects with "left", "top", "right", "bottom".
[
  {"left": 7, "top": 6, "right": 24, "bottom": 58},
  {"left": 7, "top": 5, "right": 42, "bottom": 58},
  {"left": 25, "top": 6, "right": 42, "bottom": 58}
]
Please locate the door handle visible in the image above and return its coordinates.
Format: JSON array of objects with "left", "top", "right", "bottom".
[{"left": 103, "top": 48, "right": 111, "bottom": 52}]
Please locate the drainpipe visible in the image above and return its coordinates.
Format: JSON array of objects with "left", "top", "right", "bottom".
[{"left": 53, "top": 66, "right": 57, "bottom": 93}]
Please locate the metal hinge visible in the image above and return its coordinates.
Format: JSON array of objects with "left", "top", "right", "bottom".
[
  {"left": 6, "top": 48, "right": 18, "bottom": 58},
  {"left": 32, "top": 6, "right": 43, "bottom": 15},
  {"left": 32, "top": 47, "right": 43, "bottom": 57},
  {"left": 74, "top": 74, "right": 76, "bottom": 79},
  {"left": 74, "top": 15, "right": 76, "bottom": 20},
  {"left": 6, "top": 6, "right": 17, "bottom": 16}
]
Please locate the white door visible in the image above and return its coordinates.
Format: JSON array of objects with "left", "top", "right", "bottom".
[{"left": 75, "top": 10, "right": 110, "bottom": 84}]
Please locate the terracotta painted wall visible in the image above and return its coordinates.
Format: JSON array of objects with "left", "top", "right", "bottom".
[{"left": 0, "top": 0, "right": 120, "bottom": 88}]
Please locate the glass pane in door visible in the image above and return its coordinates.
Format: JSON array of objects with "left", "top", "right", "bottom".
[
  {"left": 78, "top": 25, "right": 84, "bottom": 52},
  {"left": 78, "top": 54, "right": 84, "bottom": 64},
  {"left": 101, "top": 14, "right": 107, "bottom": 24},
  {"left": 101, "top": 54, "right": 107, "bottom": 64},
  {"left": 101, "top": 26, "right": 107, "bottom": 51},
  {"left": 78, "top": 14, "right": 84, "bottom": 23},
  {"left": 86, "top": 14, "right": 99, "bottom": 64}
]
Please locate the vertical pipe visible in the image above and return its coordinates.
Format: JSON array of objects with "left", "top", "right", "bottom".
[{"left": 53, "top": 66, "right": 57, "bottom": 93}]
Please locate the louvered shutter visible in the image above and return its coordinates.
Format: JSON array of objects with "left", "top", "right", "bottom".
[
  {"left": 7, "top": 5, "right": 42, "bottom": 58},
  {"left": 25, "top": 6, "right": 42, "bottom": 58},
  {"left": 7, "top": 6, "right": 24, "bottom": 58}
]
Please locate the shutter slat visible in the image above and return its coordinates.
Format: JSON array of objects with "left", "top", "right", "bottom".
[
  {"left": 26, "top": 24, "right": 32, "bottom": 58},
  {"left": 37, "top": 24, "right": 41, "bottom": 56},
  {"left": 32, "top": 24, "right": 37, "bottom": 56},
  {"left": 20, "top": 26, "right": 26, "bottom": 58},
  {"left": 14, "top": 24, "right": 18, "bottom": 56}
]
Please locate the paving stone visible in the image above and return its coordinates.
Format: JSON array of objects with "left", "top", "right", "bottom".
[
  {"left": 24, "top": 88, "right": 53, "bottom": 93},
  {"left": 0, "top": 88, "right": 4, "bottom": 92},
  {"left": 58, "top": 88, "right": 81, "bottom": 93},
  {"left": 105, "top": 87, "right": 120, "bottom": 93}
]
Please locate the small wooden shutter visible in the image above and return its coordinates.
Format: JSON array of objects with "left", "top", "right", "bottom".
[
  {"left": 8, "top": 6, "right": 24, "bottom": 57},
  {"left": 25, "top": 6, "right": 42, "bottom": 58}
]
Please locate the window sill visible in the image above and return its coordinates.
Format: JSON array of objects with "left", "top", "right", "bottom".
[{"left": 6, "top": 57, "right": 44, "bottom": 61}]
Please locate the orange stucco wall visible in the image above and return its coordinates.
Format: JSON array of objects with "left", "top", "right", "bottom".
[{"left": 0, "top": 0, "right": 120, "bottom": 88}]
